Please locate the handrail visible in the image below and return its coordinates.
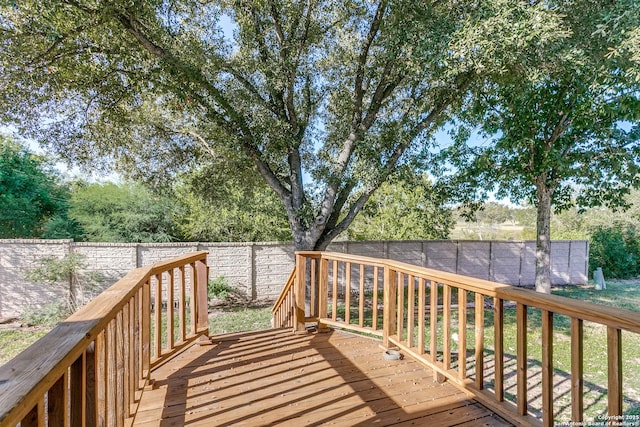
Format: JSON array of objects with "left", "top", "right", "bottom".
[
  {"left": 272, "top": 267, "right": 296, "bottom": 329},
  {"left": 293, "top": 251, "right": 640, "bottom": 427},
  {"left": 0, "top": 251, "right": 209, "bottom": 427}
]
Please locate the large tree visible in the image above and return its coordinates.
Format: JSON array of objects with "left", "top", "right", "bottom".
[
  {"left": 444, "top": 1, "right": 640, "bottom": 292},
  {"left": 0, "top": 1, "right": 567, "bottom": 250}
]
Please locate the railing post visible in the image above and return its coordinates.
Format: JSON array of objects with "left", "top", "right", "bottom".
[
  {"left": 294, "top": 254, "right": 307, "bottom": 334},
  {"left": 196, "top": 258, "right": 211, "bottom": 344},
  {"left": 383, "top": 266, "right": 397, "bottom": 348}
]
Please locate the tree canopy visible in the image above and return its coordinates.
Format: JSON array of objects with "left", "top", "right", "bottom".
[
  {"left": 347, "top": 173, "right": 453, "bottom": 241},
  {"left": 0, "top": 0, "right": 565, "bottom": 250},
  {"left": 67, "top": 181, "right": 182, "bottom": 242},
  {"left": 443, "top": 0, "right": 640, "bottom": 292},
  {"left": 0, "top": 135, "right": 69, "bottom": 238}
]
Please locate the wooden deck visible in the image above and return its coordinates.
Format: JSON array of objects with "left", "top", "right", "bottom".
[{"left": 133, "top": 328, "right": 512, "bottom": 426}]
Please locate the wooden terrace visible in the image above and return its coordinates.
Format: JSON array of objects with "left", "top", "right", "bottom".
[
  {"left": 1, "top": 251, "right": 639, "bottom": 426},
  {"left": 133, "top": 328, "right": 508, "bottom": 426}
]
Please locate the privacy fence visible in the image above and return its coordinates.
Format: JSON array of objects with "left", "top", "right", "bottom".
[{"left": 0, "top": 239, "right": 588, "bottom": 318}]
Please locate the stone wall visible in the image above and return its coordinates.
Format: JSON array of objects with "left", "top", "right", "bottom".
[{"left": 0, "top": 239, "right": 589, "bottom": 318}]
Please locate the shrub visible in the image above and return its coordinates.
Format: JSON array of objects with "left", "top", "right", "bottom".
[
  {"left": 208, "top": 276, "right": 234, "bottom": 301},
  {"left": 589, "top": 223, "right": 640, "bottom": 279},
  {"left": 20, "top": 302, "right": 70, "bottom": 327}
]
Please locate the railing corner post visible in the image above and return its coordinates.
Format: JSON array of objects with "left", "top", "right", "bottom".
[{"left": 294, "top": 253, "right": 307, "bottom": 334}]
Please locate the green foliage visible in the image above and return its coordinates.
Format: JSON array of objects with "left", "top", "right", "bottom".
[
  {"left": 442, "top": 1, "right": 640, "bottom": 291},
  {"left": 0, "top": 135, "right": 69, "bottom": 238},
  {"left": 207, "top": 276, "right": 233, "bottom": 301},
  {"left": 20, "top": 302, "right": 70, "bottom": 327},
  {"left": 25, "top": 253, "right": 104, "bottom": 311},
  {"left": 589, "top": 224, "right": 640, "bottom": 279},
  {"left": 0, "top": 0, "right": 562, "bottom": 250},
  {"left": 68, "top": 181, "right": 182, "bottom": 242},
  {"left": 348, "top": 174, "right": 453, "bottom": 240},
  {"left": 175, "top": 159, "right": 291, "bottom": 242}
]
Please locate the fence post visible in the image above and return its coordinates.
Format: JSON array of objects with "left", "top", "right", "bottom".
[
  {"left": 383, "top": 265, "right": 397, "bottom": 348},
  {"left": 294, "top": 254, "right": 307, "bottom": 334}
]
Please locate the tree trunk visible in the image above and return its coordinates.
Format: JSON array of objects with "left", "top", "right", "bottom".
[{"left": 535, "top": 180, "right": 553, "bottom": 294}]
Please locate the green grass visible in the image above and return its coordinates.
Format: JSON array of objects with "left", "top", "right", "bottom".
[
  {"left": 208, "top": 305, "right": 273, "bottom": 335},
  {"left": 0, "top": 328, "right": 50, "bottom": 365}
]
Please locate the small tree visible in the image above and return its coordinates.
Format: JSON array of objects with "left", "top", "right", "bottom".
[
  {"left": 443, "top": 1, "right": 640, "bottom": 293},
  {"left": 25, "top": 253, "right": 104, "bottom": 313}
]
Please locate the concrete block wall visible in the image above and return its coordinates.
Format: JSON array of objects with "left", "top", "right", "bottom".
[{"left": 0, "top": 239, "right": 588, "bottom": 318}]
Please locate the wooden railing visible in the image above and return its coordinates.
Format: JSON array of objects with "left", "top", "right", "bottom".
[
  {"left": 0, "top": 251, "right": 209, "bottom": 427},
  {"left": 293, "top": 251, "right": 640, "bottom": 427},
  {"left": 272, "top": 267, "right": 296, "bottom": 329}
]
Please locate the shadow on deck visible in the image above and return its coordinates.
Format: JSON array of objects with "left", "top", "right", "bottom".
[{"left": 133, "top": 328, "right": 512, "bottom": 426}]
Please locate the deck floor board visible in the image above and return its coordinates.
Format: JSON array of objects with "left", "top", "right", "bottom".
[{"left": 133, "top": 328, "right": 511, "bottom": 426}]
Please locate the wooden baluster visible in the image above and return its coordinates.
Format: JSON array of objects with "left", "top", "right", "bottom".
[
  {"left": 167, "top": 268, "right": 175, "bottom": 350},
  {"left": 154, "top": 274, "right": 162, "bottom": 358},
  {"left": 397, "top": 273, "right": 404, "bottom": 342},
  {"left": 571, "top": 318, "right": 584, "bottom": 422},
  {"left": 142, "top": 280, "right": 151, "bottom": 383},
  {"left": 541, "top": 310, "right": 554, "bottom": 427},
  {"left": 430, "top": 281, "right": 438, "bottom": 363},
  {"left": 418, "top": 277, "right": 425, "bottom": 355},
  {"left": 310, "top": 258, "right": 317, "bottom": 318},
  {"left": 48, "top": 371, "right": 68, "bottom": 427},
  {"left": 407, "top": 275, "right": 415, "bottom": 348},
  {"left": 517, "top": 303, "right": 528, "bottom": 416},
  {"left": 189, "top": 263, "right": 198, "bottom": 335},
  {"left": 107, "top": 319, "right": 117, "bottom": 427},
  {"left": 21, "top": 398, "right": 44, "bottom": 427},
  {"left": 443, "top": 284, "right": 451, "bottom": 370},
  {"left": 332, "top": 260, "right": 338, "bottom": 321},
  {"left": 382, "top": 266, "right": 397, "bottom": 348},
  {"left": 319, "top": 258, "right": 329, "bottom": 321},
  {"left": 458, "top": 289, "right": 467, "bottom": 379},
  {"left": 359, "top": 264, "right": 365, "bottom": 328},
  {"left": 372, "top": 267, "right": 379, "bottom": 331},
  {"left": 86, "top": 341, "right": 97, "bottom": 426},
  {"left": 179, "top": 266, "right": 186, "bottom": 342},
  {"left": 128, "top": 299, "right": 136, "bottom": 417},
  {"left": 345, "top": 262, "right": 351, "bottom": 325},
  {"left": 475, "top": 293, "right": 484, "bottom": 390},
  {"left": 70, "top": 351, "right": 86, "bottom": 427},
  {"left": 494, "top": 297, "right": 504, "bottom": 402},
  {"left": 116, "top": 311, "right": 125, "bottom": 427},
  {"left": 96, "top": 330, "right": 107, "bottom": 426},
  {"left": 607, "top": 326, "right": 623, "bottom": 418},
  {"left": 295, "top": 254, "right": 307, "bottom": 333},
  {"left": 196, "top": 259, "right": 209, "bottom": 340}
]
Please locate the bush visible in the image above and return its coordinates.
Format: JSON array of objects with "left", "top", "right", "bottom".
[
  {"left": 589, "top": 223, "right": 640, "bottom": 279},
  {"left": 20, "top": 302, "right": 70, "bottom": 327},
  {"left": 208, "top": 276, "right": 234, "bottom": 301}
]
